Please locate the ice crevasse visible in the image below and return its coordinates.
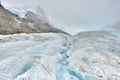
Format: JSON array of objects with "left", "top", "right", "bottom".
[{"left": 0, "top": 31, "right": 120, "bottom": 80}]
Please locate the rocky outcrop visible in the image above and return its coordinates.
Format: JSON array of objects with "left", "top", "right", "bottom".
[{"left": 0, "top": 3, "right": 68, "bottom": 34}]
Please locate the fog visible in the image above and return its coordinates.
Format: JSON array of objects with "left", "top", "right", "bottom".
[{"left": 1, "top": 0, "right": 120, "bottom": 34}]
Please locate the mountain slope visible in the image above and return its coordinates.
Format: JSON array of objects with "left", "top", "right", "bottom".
[{"left": 0, "top": 3, "right": 68, "bottom": 34}]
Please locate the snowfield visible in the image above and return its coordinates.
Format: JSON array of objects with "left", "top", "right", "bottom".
[{"left": 0, "top": 31, "right": 120, "bottom": 80}]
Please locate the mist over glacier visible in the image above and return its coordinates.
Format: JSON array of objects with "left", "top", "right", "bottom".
[{"left": 1, "top": 0, "right": 120, "bottom": 34}]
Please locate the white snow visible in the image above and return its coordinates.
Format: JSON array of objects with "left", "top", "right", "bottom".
[
  {"left": 0, "top": 33, "right": 69, "bottom": 80},
  {"left": 0, "top": 31, "right": 120, "bottom": 80},
  {"left": 8, "top": 7, "right": 27, "bottom": 18}
]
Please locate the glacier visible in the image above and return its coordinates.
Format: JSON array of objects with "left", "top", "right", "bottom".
[
  {"left": 0, "top": 31, "right": 120, "bottom": 80},
  {"left": 0, "top": 1, "right": 120, "bottom": 80}
]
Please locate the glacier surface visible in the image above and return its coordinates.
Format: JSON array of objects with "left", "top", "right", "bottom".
[{"left": 0, "top": 31, "right": 120, "bottom": 80}]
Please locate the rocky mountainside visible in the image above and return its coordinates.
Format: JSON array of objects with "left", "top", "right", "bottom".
[{"left": 0, "top": 3, "right": 68, "bottom": 34}]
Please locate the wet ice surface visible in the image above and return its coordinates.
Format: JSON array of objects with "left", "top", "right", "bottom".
[
  {"left": 0, "top": 33, "right": 69, "bottom": 80},
  {"left": 0, "top": 31, "right": 120, "bottom": 80}
]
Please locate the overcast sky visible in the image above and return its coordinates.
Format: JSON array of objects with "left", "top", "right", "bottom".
[{"left": 1, "top": 0, "right": 120, "bottom": 34}]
